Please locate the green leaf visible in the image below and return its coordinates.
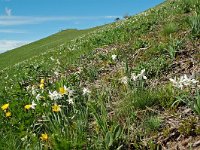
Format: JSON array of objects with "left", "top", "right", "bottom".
[
  {"left": 105, "top": 131, "right": 113, "bottom": 147},
  {"left": 196, "top": 96, "right": 200, "bottom": 107},
  {"left": 194, "top": 103, "right": 200, "bottom": 115},
  {"left": 113, "top": 125, "right": 122, "bottom": 139}
]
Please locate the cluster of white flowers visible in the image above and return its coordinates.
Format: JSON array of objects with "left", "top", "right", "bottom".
[
  {"left": 48, "top": 85, "right": 75, "bottom": 105},
  {"left": 120, "top": 69, "right": 147, "bottom": 85},
  {"left": 131, "top": 69, "right": 147, "bottom": 81},
  {"left": 169, "top": 74, "right": 199, "bottom": 89},
  {"left": 49, "top": 91, "right": 62, "bottom": 100}
]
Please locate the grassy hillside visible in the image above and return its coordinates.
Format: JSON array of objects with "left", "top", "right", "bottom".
[
  {"left": 0, "top": 0, "right": 200, "bottom": 149},
  {"left": 0, "top": 28, "right": 97, "bottom": 69}
]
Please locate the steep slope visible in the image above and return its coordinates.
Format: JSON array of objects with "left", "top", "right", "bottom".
[
  {"left": 0, "top": 0, "right": 200, "bottom": 149},
  {"left": 0, "top": 28, "right": 98, "bottom": 69}
]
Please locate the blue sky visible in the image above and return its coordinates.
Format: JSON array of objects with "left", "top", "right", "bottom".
[{"left": 0, "top": 0, "right": 164, "bottom": 53}]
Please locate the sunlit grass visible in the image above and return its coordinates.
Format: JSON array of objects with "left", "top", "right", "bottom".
[{"left": 0, "top": 0, "right": 199, "bottom": 149}]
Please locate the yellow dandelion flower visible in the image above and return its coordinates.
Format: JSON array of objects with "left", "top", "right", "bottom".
[
  {"left": 40, "top": 83, "right": 44, "bottom": 89},
  {"left": 40, "top": 79, "right": 45, "bottom": 84},
  {"left": 52, "top": 104, "right": 61, "bottom": 112},
  {"left": 40, "top": 133, "right": 48, "bottom": 141},
  {"left": 24, "top": 105, "right": 32, "bottom": 110},
  {"left": 6, "top": 112, "right": 11, "bottom": 117},
  {"left": 1, "top": 103, "right": 9, "bottom": 111},
  {"left": 59, "top": 86, "right": 68, "bottom": 95}
]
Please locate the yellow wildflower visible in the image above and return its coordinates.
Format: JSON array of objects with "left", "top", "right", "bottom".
[
  {"left": 40, "top": 83, "right": 44, "bottom": 89},
  {"left": 6, "top": 112, "right": 11, "bottom": 117},
  {"left": 52, "top": 104, "right": 61, "bottom": 112},
  {"left": 40, "top": 133, "right": 48, "bottom": 141},
  {"left": 24, "top": 105, "right": 32, "bottom": 110},
  {"left": 40, "top": 79, "right": 45, "bottom": 84},
  {"left": 1, "top": 103, "right": 9, "bottom": 111},
  {"left": 59, "top": 86, "right": 68, "bottom": 95}
]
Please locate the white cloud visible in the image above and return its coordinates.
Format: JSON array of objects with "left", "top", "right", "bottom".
[
  {"left": 5, "top": 7, "right": 12, "bottom": 16},
  {"left": 0, "top": 40, "right": 30, "bottom": 53},
  {"left": 0, "top": 15, "right": 121, "bottom": 26},
  {"left": 0, "top": 29, "right": 27, "bottom": 33}
]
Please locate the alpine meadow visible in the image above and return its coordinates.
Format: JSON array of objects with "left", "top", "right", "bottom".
[{"left": 0, "top": 0, "right": 200, "bottom": 149}]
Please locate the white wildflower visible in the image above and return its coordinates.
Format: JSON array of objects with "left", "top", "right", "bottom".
[
  {"left": 131, "top": 73, "right": 137, "bottom": 81},
  {"left": 131, "top": 69, "right": 147, "bottom": 81},
  {"left": 31, "top": 100, "right": 37, "bottom": 109},
  {"left": 111, "top": 54, "right": 117, "bottom": 61},
  {"left": 83, "top": 87, "right": 91, "bottom": 95},
  {"left": 67, "top": 98, "right": 74, "bottom": 105},
  {"left": 137, "top": 69, "right": 147, "bottom": 80},
  {"left": 59, "top": 85, "right": 68, "bottom": 95},
  {"left": 21, "top": 135, "right": 28, "bottom": 141},
  {"left": 170, "top": 74, "right": 199, "bottom": 89},
  {"left": 31, "top": 86, "right": 37, "bottom": 96},
  {"left": 169, "top": 77, "right": 183, "bottom": 89},
  {"left": 26, "top": 85, "right": 31, "bottom": 91},
  {"left": 36, "top": 94, "right": 42, "bottom": 101},
  {"left": 49, "top": 91, "right": 62, "bottom": 100},
  {"left": 67, "top": 88, "right": 74, "bottom": 97},
  {"left": 120, "top": 76, "right": 128, "bottom": 84},
  {"left": 191, "top": 79, "right": 199, "bottom": 84}
]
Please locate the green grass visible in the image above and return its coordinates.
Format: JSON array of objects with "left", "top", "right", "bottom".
[
  {"left": 162, "top": 22, "right": 178, "bottom": 36},
  {"left": 144, "top": 116, "right": 162, "bottom": 132},
  {"left": 0, "top": 28, "right": 98, "bottom": 69},
  {"left": 0, "top": 0, "right": 200, "bottom": 149},
  {"left": 189, "top": 15, "right": 200, "bottom": 38}
]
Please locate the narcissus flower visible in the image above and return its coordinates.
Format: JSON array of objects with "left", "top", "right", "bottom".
[
  {"left": 131, "top": 69, "right": 147, "bottom": 81},
  {"left": 83, "top": 87, "right": 91, "bottom": 95},
  {"left": 67, "top": 98, "right": 74, "bottom": 105},
  {"left": 31, "top": 100, "right": 37, "bottom": 109},
  {"left": 40, "top": 79, "right": 45, "bottom": 84},
  {"left": 39, "top": 83, "right": 44, "bottom": 89},
  {"left": 137, "top": 69, "right": 147, "bottom": 80},
  {"left": 6, "top": 111, "right": 11, "bottom": 117},
  {"left": 24, "top": 105, "right": 32, "bottom": 110},
  {"left": 111, "top": 54, "right": 117, "bottom": 61},
  {"left": 36, "top": 94, "right": 42, "bottom": 101},
  {"left": 59, "top": 86, "right": 68, "bottom": 95},
  {"left": 170, "top": 74, "right": 199, "bottom": 89},
  {"left": 49, "top": 91, "right": 62, "bottom": 100},
  {"left": 24, "top": 101, "right": 37, "bottom": 110},
  {"left": 52, "top": 104, "right": 61, "bottom": 112},
  {"left": 40, "top": 133, "right": 48, "bottom": 141},
  {"left": 1, "top": 103, "right": 9, "bottom": 111}
]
